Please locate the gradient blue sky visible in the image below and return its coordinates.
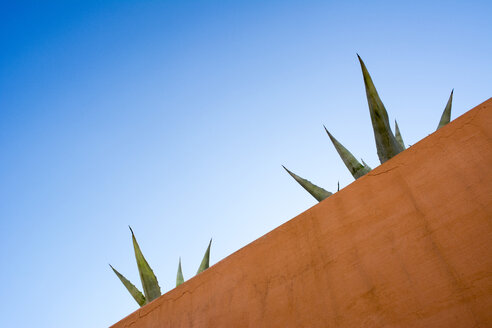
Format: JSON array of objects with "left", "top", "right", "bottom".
[{"left": 1, "top": 1, "right": 491, "bottom": 327}]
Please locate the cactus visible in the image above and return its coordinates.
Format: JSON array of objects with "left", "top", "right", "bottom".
[
  {"left": 285, "top": 56, "right": 453, "bottom": 201},
  {"left": 111, "top": 227, "right": 212, "bottom": 306}
]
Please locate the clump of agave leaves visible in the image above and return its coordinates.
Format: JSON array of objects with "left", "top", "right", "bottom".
[
  {"left": 284, "top": 55, "right": 453, "bottom": 201},
  {"left": 110, "top": 226, "right": 212, "bottom": 306}
]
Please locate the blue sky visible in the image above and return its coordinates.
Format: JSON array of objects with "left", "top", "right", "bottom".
[{"left": 0, "top": 1, "right": 491, "bottom": 327}]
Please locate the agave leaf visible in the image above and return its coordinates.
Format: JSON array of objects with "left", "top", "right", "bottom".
[
  {"left": 197, "top": 239, "right": 212, "bottom": 275},
  {"left": 324, "top": 126, "right": 371, "bottom": 179},
  {"left": 129, "top": 226, "right": 161, "bottom": 302},
  {"left": 110, "top": 264, "right": 146, "bottom": 307},
  {"left": 337, "top": 181, "right": 340, "bottom": 192},
  {"left": 357, "top": 55, "right": 403, "bottom": 163},
  {"left": 282, "top": 166, "right": 332, "bottom": 202},
  {"left": 361, "top": 159, "right": 371, "bottom": 170},
  {"left": 176, "top": 258, "right": 184, "bottom": 287},
  {"left": 394, "top": 120, "right": 406, "bottom": 150},
  {"left": 437, "top": 89, "right": 453, "bottom": 130}
]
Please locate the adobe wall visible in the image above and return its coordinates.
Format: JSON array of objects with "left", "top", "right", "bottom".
[{"left": 112, "top": 98, "right": 492, "bottom": 328}]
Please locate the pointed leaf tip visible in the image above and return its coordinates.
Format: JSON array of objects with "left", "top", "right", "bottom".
[
  {"left": 324, "top": 128, "right": 371, "bottom": 179},
  {"left": 131, "top": 228, "right": 161, "bottom": 302},
  {"left": 358, "top": 56, "right": 403, "bottom": 163},
  {"left": 176, "top": 258, "right": 184, "bottom": 287},
  {"left": 394, "top": 120, "right": 406, "bottom": 150},
  {"left": 437, "top": 89, "right": 453, "bottom": 130},
  {"left": 110, "top": 265, "right": 146, "bottom": 307},
  {"left": 361, "top": 159, "right": 371, "bottom": 170},
  {"left": 323, "top": 125, "right": 332, "bottom": 138},
  {"left": 196, "top": 239, "right": 212, "bottom": 275},
  {"left": 283, "top": 166, "right": 332, "bottom": 202}
]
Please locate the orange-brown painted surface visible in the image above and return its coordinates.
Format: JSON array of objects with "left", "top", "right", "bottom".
[{"left": 112, "top": 99, "right": 492, "bottom": 328}]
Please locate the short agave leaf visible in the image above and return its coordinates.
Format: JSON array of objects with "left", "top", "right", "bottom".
[
  {"left": 337, "top": 181, "right": 340, "bottom": 192},
  {"left": 282, "top": 166, "right": 332, "bottom": 202},
  {"left": 129, "top": 226, "right": 161, "bottom": 303},
  {"left": 394, "top": 120, "right": 406, "bottom": 150},
  {"left": 324, "top": 126, "right": 371, "bottom": 179},
  {"left": 196, "top": 239, "right": 212, "bottom": 275},
  {"left": 437, "top": 89, "right": 453, "bottom": 130},
  {"left": 110, "top": 264, "right": 146, "bottom": 307},
  {"left": 361, "top": 159, "right": 371, "bottom": 170},
  {"left": 357, "top": 55, "right": 403, "bottom": 163},
  {"left": 176, "top": 258, "right": 184, "bottom": 287}
]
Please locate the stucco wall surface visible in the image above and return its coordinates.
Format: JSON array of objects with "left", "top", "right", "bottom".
[{"left": 112, "top": 98, "right": 492, "bottom": 328}]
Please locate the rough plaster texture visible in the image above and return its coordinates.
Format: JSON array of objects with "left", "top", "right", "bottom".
[{"left": 112, "top": 98, "right": 492, "bottom": 328}]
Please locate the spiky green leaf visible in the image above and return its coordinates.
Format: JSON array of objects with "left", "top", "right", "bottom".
[
  {"left": 361, "top": 159, "right": 371, "bottom": 170},
  {"left": 110, "top": 264, "right": 146, "bottom": 307},
  {"left": 282, "top": 166, "right": 332, "bottom": 202},
  {"left": 129, "top": 226, "right": 161, "bottom": 302},
  {"left": 437, "top": 89, "right": 453, "bottom": 130},
  {"left": 197, "top": 239, "right": 212, "bottom": 275},
  {"left": 324, "top": 127, "right": 371, "bottom": 179},
  {"left": 357, "top": 55, "right": 403, "bottom": 163},
  {"left": 176, "top": 258, "right": 184, "bottom": 287},
  {"left": 394, "top": 120, "right": 406, "bottom": 150}
]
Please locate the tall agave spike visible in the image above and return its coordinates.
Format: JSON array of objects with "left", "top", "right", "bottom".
[
  {"left": 176, "top": 258, "right": 184, "bottom": 287},
  {"left": 282, "top": 165, "right": 332, "bottom": 202},
  {"left": 357, "top": 55, "right": 404, "bottom": 163},
  {"left": 394, "top": 120, "right": 406, "bottom": 150},
  {"left": 437, "top": 89, "right": 453, "bottom": 130},
  {"left": 110, "top": 264, "right": 146, "bottom": 307},
  {"left": 129, "top": 226, "right": 161, "bottom": 303},
  {"left": 197, "top": 239, "right": 212, "bottom": 275},
  {"left": 324, "top": 126, "right": 371, "bottom": 179}
]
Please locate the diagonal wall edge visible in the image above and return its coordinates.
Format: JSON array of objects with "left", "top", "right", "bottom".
[{"left": 112, "top": 98, "right": 492, "bottom": 328}]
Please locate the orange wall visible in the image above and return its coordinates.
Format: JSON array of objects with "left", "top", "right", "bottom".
[{"left": 112, "top": 99, "right": 492, "bottom": 328}]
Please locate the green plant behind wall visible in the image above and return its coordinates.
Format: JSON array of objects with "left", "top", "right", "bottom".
[
  {"left": 284, "top": 56, "right": 453, "bottom": 201},
  {"left": 110, "top": 227, "right": 212, "bottom": 306}
]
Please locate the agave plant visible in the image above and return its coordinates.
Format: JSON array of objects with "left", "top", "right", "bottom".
[
  {"left": 110, "top": 227, "right": 212, "bottom": 306},
  {"left": 284, "top": 55, "right": 453, "bottom": 201}
]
